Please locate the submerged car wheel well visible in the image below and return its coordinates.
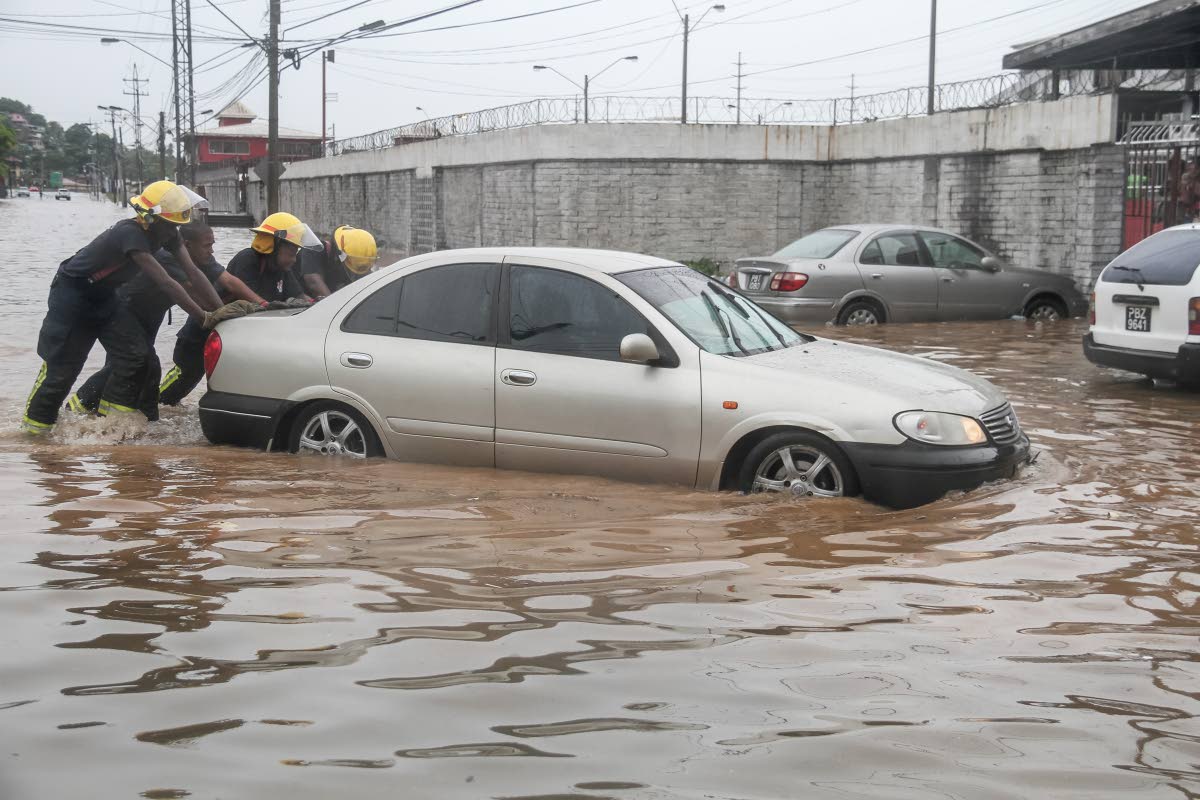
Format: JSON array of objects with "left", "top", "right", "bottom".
[
  {"left": 269, "top": 398, "right": 384, "bottom": 454},
  {"left": 1023, "top": 292, "right": 1068, "bottom": 319},
  {"left": 719, "top": 425, "right": 824, "bottom": 490}
]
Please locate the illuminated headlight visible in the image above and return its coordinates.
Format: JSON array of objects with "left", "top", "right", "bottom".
[{"left": 894, "top": 410, "right": 987, "bottom": 446}]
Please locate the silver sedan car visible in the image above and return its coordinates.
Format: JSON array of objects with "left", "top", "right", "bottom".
[
  {"left": 199, "top": 248, "right": 1029, "bottom": 509},
  {"left": 732, "top": 224, "right": 1088, "bottom": 325}
]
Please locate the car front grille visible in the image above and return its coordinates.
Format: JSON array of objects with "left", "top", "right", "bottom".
[{"left": 979, "top": 403, "right": 1022, "bottom": 445}]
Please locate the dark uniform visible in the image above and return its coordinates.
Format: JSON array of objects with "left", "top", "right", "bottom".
[
  {"left": 160, "top": 247, "right": 304, "bottom": 406},
  {"left": 24, "top": 218, "right": 180, "bottom": 431},
  {"left": 296, "top": 238, "right": 354, "bottom": 294},
  {"left": 73, "top": 248, "right": 225, "bottom": 419}
]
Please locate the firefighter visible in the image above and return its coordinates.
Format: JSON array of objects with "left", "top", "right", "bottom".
[
  {"left": 296, "top": 226, "right": 379, "bottom": 299},
  {"left": 159, "top": 212, "right": 319, "bottom": 406},
  {"left": 69, "top": 222, "right": 267, "bottom": 419},
  {"left": 22, "top": 180, "right": 221, "bottom": 435}
]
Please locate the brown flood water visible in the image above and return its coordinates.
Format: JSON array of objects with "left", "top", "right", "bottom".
[{"left": 0, "top": 197, "right": 1198, "bottom": 799}]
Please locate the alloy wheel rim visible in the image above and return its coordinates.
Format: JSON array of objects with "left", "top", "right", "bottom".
[
  {"left": 846, "top": 308, "right": 878, "bottom": 325},
  {"left": 752, "top": 445, "right": 845, "bottom": 498},
  {"left": 298, "top": 410, "right": 367, "bottom": 458},
  {"left": 1029, "top": 305, "right": 1061, "bottom": 321}
]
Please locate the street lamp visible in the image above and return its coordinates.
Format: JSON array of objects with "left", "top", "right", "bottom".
[
  {"left": 678, "top": 4, "right": 725, "bottom": 123},
  {"left": 99, "top": 37, "right": 172, "bottom": 69},
  {"left": 533, "top": 56, "right": 637, "bottom": 124}
]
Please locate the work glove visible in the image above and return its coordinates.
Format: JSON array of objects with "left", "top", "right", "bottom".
[
  {"left": 202, "top": 299, "right": 262, "bottom": 330},
  {"left": 263, "top": 297, "right": 314, "bottom": 311}
]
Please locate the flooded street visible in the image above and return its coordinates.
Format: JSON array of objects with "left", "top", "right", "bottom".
[{"left": 1, "top": 196, "right": 1197, "bottom": 799}]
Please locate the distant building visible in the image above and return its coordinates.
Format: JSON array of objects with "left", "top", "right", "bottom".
[{"left": 193, "top": 101, "right": 322, "bottom": 165}]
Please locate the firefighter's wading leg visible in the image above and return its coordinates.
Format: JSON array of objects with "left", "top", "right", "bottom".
[
  {"left": 159, "top": 320, "right": 206, "bottom": 406},
  {"left": 24, "top": 277, "right": 106, "bottom": 434},
  {"left": 94, "top": 304, "right": 152, "bottom": 419}
]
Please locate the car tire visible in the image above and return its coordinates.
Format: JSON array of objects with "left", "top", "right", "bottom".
[
  {"left": 836, "top": 299, "right": 883, "bottom": 326},
  {"left": 287, "top": 401, "right": 384, "bottom": 459},
  {"left": 1024, "top": 296, "right": 1067, "bottom": 322},
  {"left": 738, "top": 431, "right": 860, "bottom": 499}
]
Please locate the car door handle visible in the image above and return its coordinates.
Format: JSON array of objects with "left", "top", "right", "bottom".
[
  {"left": 941, "top": 276, "right": 954, "bottom": 283},
  {"left": 500, "top": 369, "right": 537, "bottom": 386},
  {"left": 341, "top": 352, "right": 373, "bottom": 368},
  {"left": 870, "top": 273, "right": 883, "bottom": 279}
]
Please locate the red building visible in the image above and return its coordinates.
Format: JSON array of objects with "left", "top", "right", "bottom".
[{"left": 194, "top": 101, "right": 322, "bottom": 165}]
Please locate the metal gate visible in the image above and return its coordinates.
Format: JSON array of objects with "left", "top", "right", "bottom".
[
  {"left": 200, "top": 179, "right": 244, "bottom": 214},
  {"left": 1120, "top": 120, "right": 1200, "bottom": 249}
]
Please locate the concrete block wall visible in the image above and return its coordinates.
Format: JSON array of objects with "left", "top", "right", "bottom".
[{"left": 250, "top": 98, "right": 1126, "bottom": 287}]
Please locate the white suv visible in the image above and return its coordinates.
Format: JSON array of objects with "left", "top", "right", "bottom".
[{"left": 1084, "top": 225, "right": 1200, "bottom": 387}]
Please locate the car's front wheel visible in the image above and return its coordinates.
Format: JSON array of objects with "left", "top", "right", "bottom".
[
  {"left": 288, "top": 402, "right": 383, "bottom": 459},
  {"left": 738, "top": 431, "right": 860, "bottom": 499}
]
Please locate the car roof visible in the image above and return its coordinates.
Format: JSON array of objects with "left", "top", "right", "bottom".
[
  {"left": 405, "top": 247, "right": 682, "bottom": 275},
  {"left": 815, "top": 223, "right": 972, "bottom": 237}
]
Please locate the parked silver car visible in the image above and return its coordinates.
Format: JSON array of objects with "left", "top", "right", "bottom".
[
  {"left": 732, "top": 224, "right": 1088, "bottom": 325},
  {"left": 199, "top": 248, "right": 1029, "bottom": 509}
]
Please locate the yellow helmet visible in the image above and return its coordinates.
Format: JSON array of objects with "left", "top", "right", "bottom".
[
  {"left": 130, "top": 180, "right": 207, "bottom": 225},
  {"left": 333, "top": 226, "right": 379, "bottom": 275},
  {"left": 250, "top": 212, "right": 321, "bottom": 254}
]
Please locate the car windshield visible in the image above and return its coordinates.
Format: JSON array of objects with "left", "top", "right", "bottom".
[
  {"left": 1102, "top": 230, "right": 1200, "bottom": 286},
  {"left": 619, "top": 266, "right": 810, "bottom": 357},
  {"left": 772, "top": 229, "right": 859, "bottom": 259}
]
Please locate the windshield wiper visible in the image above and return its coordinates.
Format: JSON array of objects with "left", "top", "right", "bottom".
[
  {"left": 710, "top": 281, "right": 790, "bottom": 348},
  {"left": 1110, "top": 264, "right": 1146, "bottom": 290},
  {"left": 701, "top": 290, "right": 749, "bottom": 355}
]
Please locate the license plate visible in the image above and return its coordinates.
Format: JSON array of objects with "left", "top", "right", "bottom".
[
  {"left": 747, "top": 274, "right": 764, "bottom": 290},
  {"left": 1125, "top": 305, "right": 1151, "bottom": 332}
]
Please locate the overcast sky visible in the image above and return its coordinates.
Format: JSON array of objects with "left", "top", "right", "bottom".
[{"left": 1, "top": 0, "right": 1153, "bottom": 144}]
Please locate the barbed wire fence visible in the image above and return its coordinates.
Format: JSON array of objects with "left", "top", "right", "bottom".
[{"left": 326, "top": 69, "right": 1185, "bottom": 156}]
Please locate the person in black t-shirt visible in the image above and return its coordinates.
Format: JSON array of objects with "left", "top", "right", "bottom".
[
  {"left": 160, "top": 211, "right": 320, "bottom": 406},
  {"left": 295, "top": 226, "right": 379, "bottom": 299},
  {"left": 22, "top": 180, "right": 222, "bottom": 435},
  {"left": 70, "top": 222, "right": 266, "bottom": 419}
]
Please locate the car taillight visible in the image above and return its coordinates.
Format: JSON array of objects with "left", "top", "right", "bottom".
[
  {"left": 1190, "top": 297, "right": 1200, "bottom": 336},
  {"left": 727, "top": 272, "right": 739, "bottom": 288},
  {"left": 203, "top": 331, "right": 222, "bottom": 379},
  {"left": 770, "top": 272, "right": 809, "bottom": 292},
  {"left": 1089, "top": 292, "right": 1096, "bottom": 326}
]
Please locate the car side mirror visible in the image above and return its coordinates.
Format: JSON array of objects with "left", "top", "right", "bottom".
[
  {"left": 980, "top": 256, "right": 1001, "bottom": 272},
  {"left": 620, "top": 333, "right": 660, "bottom": 364}
]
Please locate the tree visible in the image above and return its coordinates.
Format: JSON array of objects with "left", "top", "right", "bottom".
[{"left": 0, "top": 121, "right": 15, "bottom": 178}]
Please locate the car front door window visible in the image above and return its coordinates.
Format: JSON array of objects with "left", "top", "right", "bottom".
[
  {"left": 508, "top": 265, "right": 652, "bottom": 360},
  {"left": 921, "top": 234, "right": 985, "bottom": 270}
]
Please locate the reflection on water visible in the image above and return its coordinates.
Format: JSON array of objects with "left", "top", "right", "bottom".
[{"left": 0, "top": 197, "right": 1198, "bottom": 799}]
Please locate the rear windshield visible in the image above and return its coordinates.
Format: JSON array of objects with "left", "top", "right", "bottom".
[
  {"left": 773, "top": 229, "right": 859, "bottom": 259},
  {"left": 1102, "top": 230, "right": 1200, "bottom": 286}
]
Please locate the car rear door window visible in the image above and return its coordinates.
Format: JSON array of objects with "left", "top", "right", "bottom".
[
  {"left": 342, "top": 263, "right": 497, "bottom": 342},
  {"left": 1102, "top": 230, "right": 1200, "bottom": 286},
  {"left": 920, "top": 234, "right": 985, "bottom": 269},
  {"left": 508, "top": 265, "right": 651, "bottom": 360},
  {"left": 861, "top": 233, "right": 924, "bottom": 267}
]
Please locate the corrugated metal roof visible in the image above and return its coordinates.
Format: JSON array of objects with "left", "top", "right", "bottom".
[{"left": 196, "top": 120, "right": 322, "bottom": 140}]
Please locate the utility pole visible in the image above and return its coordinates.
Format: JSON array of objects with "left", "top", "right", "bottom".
[
  {"left": 123, "top": 65, "right": 149, "bottom": 191},
  {"left": 322, "top": 50, "right": 335, "bottom": 154},
  {"left": 267, "top": 0, "right": 281, "bottom": 212},
  {"left": 681, "top": 14, "right": 689, "bottom": 123},
  {"left": 116, "top": 120, "right": 127, "bottom": 200},
  {"left": 185, "top": 0, "right": 197, "bottom": 186},
  {"left": 106, "top": 109, "right": 120, "bottom": 201},
  {"left": 171, "top": 0, "right": 183, "bottom": 180},
  {"left": 159, "top": 110, "right": 167, "bottom": 178},
  {"left": 849, "top": 74, "right": 856, "bottom": 124},
  {"left": 734, "top": 52, "right": 745, "bottom": 124},
  {"left": 927, "top": 0, "right": 937, "bottom": 115}
]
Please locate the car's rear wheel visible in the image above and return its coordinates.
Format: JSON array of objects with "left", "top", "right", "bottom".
[
  {"left": 738, "top": 431, "right": 860, "bottom": 499},
  {"left": 837, "top": 299, "right": 883, "bottom": 326},
  {"left": 1024, "top": 296, "right": 1067, "bottom": 322},
  {"left": 288, "top": 402, "right": 383, "bottom": 459}
]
